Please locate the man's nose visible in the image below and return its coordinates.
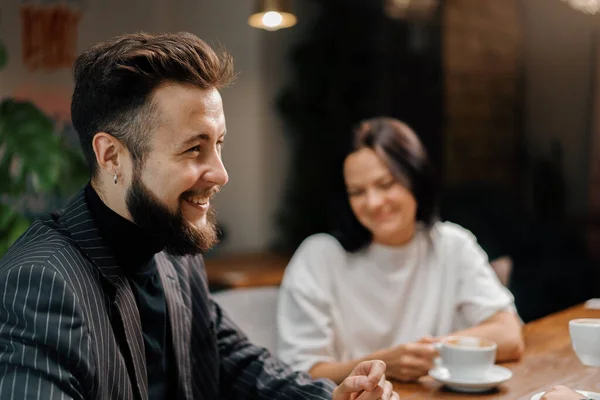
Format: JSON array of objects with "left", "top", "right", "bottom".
[{"left": 203, "top": 154, "right": 229, "bottom": 186}]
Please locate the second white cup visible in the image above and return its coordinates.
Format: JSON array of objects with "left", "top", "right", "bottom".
[{"left": 569, "top": 318, "right": 600, "bottom": 367}]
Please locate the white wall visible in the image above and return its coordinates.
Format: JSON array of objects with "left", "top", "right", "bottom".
[
  {"left": 521, "top": 0, "right": 599, "bottom": 215},
  {"left": 0, "top": 0, "right": 297, "bottom": 254}
]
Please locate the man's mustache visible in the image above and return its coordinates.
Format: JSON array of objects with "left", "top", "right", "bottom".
[{"left": 181, "top": 186, "right": 221, "bottom": 201}]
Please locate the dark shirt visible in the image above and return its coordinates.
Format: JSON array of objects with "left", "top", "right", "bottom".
[
  {"left": 85, "top": 184, "right": 175, "bottom": 399},
  {"left": 0, "top": 187, "right": 337, "bottom": 399}
]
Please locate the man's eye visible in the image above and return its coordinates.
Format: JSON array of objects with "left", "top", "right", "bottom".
[{"left": 187, "top": 146, "right": 201, "bottom": 153}]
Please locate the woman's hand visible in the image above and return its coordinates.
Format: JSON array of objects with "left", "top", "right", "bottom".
[
  {"left": 540, "top": 386, "right": 587, "bottom": 400},
  {"left": 379, "top": 338, "right": 438, "bottom": 382}
]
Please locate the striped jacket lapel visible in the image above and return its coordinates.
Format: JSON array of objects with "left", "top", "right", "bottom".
[
  {"left": 155, "top": 254, "right": 193, "bottom": 400},
  {"left": 62, "top": 189, "right": 148, "bottom": 400}
]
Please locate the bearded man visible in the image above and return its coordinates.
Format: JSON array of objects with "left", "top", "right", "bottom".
[{"left": 0, "top": 32, "right": 397, "bottom": 400}]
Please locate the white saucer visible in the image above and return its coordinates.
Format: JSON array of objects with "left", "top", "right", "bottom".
[
  {"left": 530, "top": 390, "right": 600, "bottom": 400},
  {"left": 428, "top": 365, "right": 513, "bottom": 393}
]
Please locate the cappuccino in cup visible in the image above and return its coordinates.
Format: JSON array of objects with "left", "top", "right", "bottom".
[{"left": 438, "top": 336, "right": 497, "bottom": 380}]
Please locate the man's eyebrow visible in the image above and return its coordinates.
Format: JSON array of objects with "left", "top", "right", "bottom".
[
  {"left": 180, "top": 133, "right": 211, "bottom": 149},
  {"left": 179, "top": 131, "right": 227, "bottom": 149}
]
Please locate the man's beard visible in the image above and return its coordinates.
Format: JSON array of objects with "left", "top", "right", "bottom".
[{"left": 125, "top": 176, "right": 219, "bottom": 256}]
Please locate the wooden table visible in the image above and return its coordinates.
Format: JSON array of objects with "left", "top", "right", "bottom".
[
  {"left": 393, "top": 304, "right": 600, "bottom": 399},
  {"left": 204, "top": 252, "right": 288, "bottom": 291}
]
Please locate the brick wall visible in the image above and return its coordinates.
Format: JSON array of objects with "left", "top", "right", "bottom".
[{"left": 443, "top": 0, "right": 523, "bottom": 189}]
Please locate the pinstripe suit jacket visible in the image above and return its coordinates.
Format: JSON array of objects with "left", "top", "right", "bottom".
[{"left": 0, "top": 190, "right": 335, "bottom": 399}]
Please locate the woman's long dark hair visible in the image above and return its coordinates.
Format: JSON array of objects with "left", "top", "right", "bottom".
[{"left": 334, "top": 117, "right": 438, "bottom": 252}]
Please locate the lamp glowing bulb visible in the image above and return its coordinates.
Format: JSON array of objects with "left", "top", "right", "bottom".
[{"left": 262, "top": 11, "right": 283, "bottom": 28}]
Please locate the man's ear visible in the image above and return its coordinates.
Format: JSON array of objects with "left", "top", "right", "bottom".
[{"left": 92, "top": 132, "right": 123, "bottom": 179}]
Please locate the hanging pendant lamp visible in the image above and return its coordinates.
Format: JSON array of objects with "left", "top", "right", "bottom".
[{"left": 248, "top": 0, "right": 297, "bottom": 31}]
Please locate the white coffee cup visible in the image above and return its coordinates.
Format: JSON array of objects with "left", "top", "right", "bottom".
[
  {"left": 438, "top": 336, "right": 497, "bottom": 380},
  {"left": 569, "top": 318, "right": 600, "bottom": 367}
]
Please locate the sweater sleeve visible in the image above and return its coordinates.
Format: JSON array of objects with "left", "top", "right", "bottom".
[
  {"left": 449, "top": 224, "right": 519, "bottom": 325},
  {"left": 277, "top": 234, "right": 345, "bottom": 372}
]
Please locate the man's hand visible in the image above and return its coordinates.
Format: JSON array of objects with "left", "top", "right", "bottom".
[
  {"left": 380, "top": 337, "right": 438, "bottom": 382},
  {"left": 332, "top": 360, "right": 400, "bottom": 400},
  {"left": 540, "top": 385, "right": 587, "bottom": 400}
]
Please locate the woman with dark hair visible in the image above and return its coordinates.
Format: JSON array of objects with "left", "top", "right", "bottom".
[{"left": 277, "top": 117, "right": 524, "bottom": 384}]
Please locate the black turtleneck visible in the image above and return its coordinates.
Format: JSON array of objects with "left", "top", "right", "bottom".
[{"left": 85, "top": 183, "right": 176, "bottom": 399}]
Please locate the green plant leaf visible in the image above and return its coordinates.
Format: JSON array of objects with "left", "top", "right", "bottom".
[
  {"left": 9, "top": 215, "right": 30, "bottom": 243},
  {"left": 0, "top": 99, "right": 88, "bottom": 194},
  {"left": 0, "top": 204, "right": 30, "bottom": 257},
  {"left": 0, "top": 203, "right": 17, "bottom": 230},
  {"left": 0, "top": 98, "right": 89, "bottom": 256}
]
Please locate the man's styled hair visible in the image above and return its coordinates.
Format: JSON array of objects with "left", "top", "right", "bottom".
[
  {"left": 71, "top": 32, "right": 235, "bottom": 178},
  {"left": 335, "top": 117, "right": 439, "bottom": 252}
]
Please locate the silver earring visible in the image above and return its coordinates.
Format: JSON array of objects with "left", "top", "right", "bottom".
[{"left": 114, "top": 172, "right": 118, "bottom": 184}]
